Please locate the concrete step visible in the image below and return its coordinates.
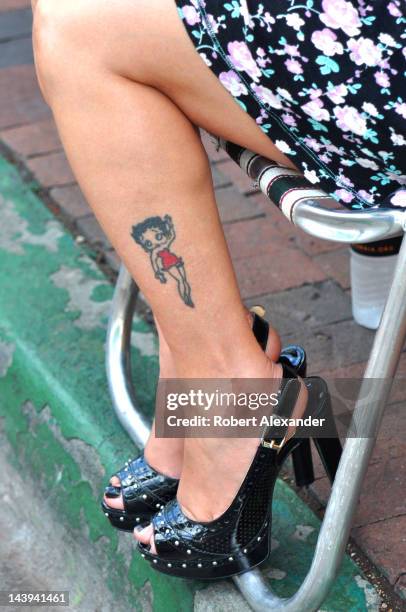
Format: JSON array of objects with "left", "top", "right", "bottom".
[{"left": 0, "top": 435, "right": 128, "bottom": 612}]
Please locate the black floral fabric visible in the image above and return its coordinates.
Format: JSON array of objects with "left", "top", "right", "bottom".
[{"left": 175, "top": 0, "right": 406, "bottom": 210}]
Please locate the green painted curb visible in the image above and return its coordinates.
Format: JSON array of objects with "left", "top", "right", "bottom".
[{"left": 0, "top": 155, "right": 380, "bottom": 611}]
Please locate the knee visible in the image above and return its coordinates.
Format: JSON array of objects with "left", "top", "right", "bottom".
[{"left": 32, "top": 0, "right": 97, "bottom": 101}]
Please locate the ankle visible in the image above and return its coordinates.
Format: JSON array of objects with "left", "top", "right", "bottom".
[
  {"left": 172, "top": 342, "right": 281, "bottom": 380},
  {"left": 158, "top": 334, "right": 176, "bottom": 378},
  {"left": 144, "top": 428, "right": 183, "bottom": 479}
]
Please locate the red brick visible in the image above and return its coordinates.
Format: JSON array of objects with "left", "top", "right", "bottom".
[
  {"left": 250, "top": 193, "right": 346, "bottom": 258},
  {"left": 225, "top": 193, "right": 296, "bottom": 245},
  {"left": 248, "top": 281, "right": 351, "bottom": 336},
  {"left": 248, "top": 191, "right": 297, "bottom": 239},
  {"left": 0, "top": 7, "right": 32, "bottom": 40},
  {"left": 311, "top": 454, "right": 406, "bottom": 528},
  {"left": 200, "top": 130, "right": 229, "bottom": 164},
  {"left": 0, "top": 65, "right": 50, "bottom": 129},
  {"left": 249, "top": 190, "right": 346, "bottom": 267},
  {"left": 305, "top": 399, "right": 406, "bottom": 471},
  {"left": 0, "top": 37, "right": 33, "bottom": 70},
  {"left": 295, "top": 228, "right": 342, "bottom": 256},
  {"left": 26, "top": 151, "right": 75, "bottom": 187},
  {"left": 373, "top": 400, "right": 406, "bottom": 462},
  {"left": 284, "top": 318, "right": 375, "bottom": 373},
  {"left": 320, "top": 352, "right": 406, "bottom": 406},
  {"left": 217, "top": 187, "right": 265, "bottom": 224},
  {"left": 233, "top": 246, "right": 326, "bottom": 298},
  {"left": 319, "top": 360, "right": 366, "bottom": 380},
  {"left": 215, "top": 158, "right": 259, "bottom": 194},
  {"left": 1, "top": 119, "right": 61, "bottom": 158},
  {"left": 225, "top": 216, "right": 292, "bottom": 260},
  {"left": 390, "top": 354, "right": 406, "bottom": 404},
  {"left": 352, "top": 516, "right": 406, "bottom": 585},
  {"left": 76, "top": 215, "right": 111, "bottom": 250},
  {"left": 50, "top": 184, "right": 90, "bottom": 219},
  {"left": 314, "top": 248, "right": 351, "bottom": 289},
  {"left": 211, "top": 166, "right": 232, "bottom": 189},
  {"left": 0, "top": 0, "right": 30, "bottom": 12}
]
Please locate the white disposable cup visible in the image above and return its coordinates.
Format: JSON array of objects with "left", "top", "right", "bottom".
[{"left": 350, "top": 249, "right": 398, "bottom": 330}]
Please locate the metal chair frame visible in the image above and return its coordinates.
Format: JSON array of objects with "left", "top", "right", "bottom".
[{"left": 106, "top": 136, "right": 406, "bottom": 611}]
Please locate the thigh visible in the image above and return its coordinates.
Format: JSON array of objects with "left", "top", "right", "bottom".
[
  {"left": 122, "top": 1, "right": 295, "bottom": 166},
  {"left": 39, "top": 0, "right": 294, "bottom": 167}
]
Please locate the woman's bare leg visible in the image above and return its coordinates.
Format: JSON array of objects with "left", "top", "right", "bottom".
[{"left": 32, "top": 0, "right": 305, "bottom": 533}]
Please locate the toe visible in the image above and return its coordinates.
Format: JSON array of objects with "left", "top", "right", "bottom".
[
  {"left": 103, "top": 492, "right": 124, "bottom": 510},
  {"left": 134, "top": 523, "right": 154, "bottom": 545},
  {"left": 248, "top": 309, "right": 281, "bottom": 362},
  {"left": 266, "top": 326, "right": 282, "bottom": 362},
  {"left": 110, "top": 476, "right": 121, "bottom": 487},
  {"left": 105, "top": 484, "right": 121, "bottom": 498},
  {"left": 149, "top": 533, "right": 157, "bottom": 555}
]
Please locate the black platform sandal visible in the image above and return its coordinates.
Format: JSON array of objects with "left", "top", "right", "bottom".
[
  {"left": 137, "top": 366, "right": 342, "bottom": 580},
  {"left": 101, "top": 307, "right": 307, "bottom": 532},
  {"left": 102, "top": 455, "right": 179, "bottom": 531}
]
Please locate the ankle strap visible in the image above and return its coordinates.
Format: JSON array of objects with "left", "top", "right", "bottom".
[{"left": 261, "top": 363, "right": 301, "bottom": 451}]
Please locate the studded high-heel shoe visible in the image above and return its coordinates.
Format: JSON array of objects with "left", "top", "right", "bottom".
[
  {"left": 101, "top": 308, "right": 307, "bottom": 531},
  {"left": 137, "top": 366, "right": 342, "bottom": 579}
]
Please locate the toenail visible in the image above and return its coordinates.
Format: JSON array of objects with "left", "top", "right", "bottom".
[{"left": 105, "top": 485, "right": 121, "bottom": 498}]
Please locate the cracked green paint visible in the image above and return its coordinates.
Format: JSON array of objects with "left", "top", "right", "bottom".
[
  {"left": 0, "top": 155, "right": 379, "bottom": 611},
  {"left": 50, "top": 264, "right": 112, "bottom": 330},
  {"left": 0, "top": 195, "right": 64, "bottom": 254},
  {"left": 0, "top": 340, "right": 14, "bottom": 377}
]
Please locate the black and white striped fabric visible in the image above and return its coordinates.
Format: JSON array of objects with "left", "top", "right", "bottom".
[{"left": 214, "top": 136, "right": 338, "bottom": 225}]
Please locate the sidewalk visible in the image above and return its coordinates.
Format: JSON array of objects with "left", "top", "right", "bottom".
[{"left": 0, "top": 3, "right": 405, "bottom": 609}]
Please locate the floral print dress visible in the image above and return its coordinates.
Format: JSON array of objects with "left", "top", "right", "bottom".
[{"left": 175, "top": 0, "right": 406, "bottom": 210}]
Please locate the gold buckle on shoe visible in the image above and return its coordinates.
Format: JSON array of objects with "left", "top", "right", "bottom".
[
  {"left": 250, "top": 305, "right": 266, "bottom": 318},
  {"left": 261, "top": 434, "right": 288, "bottom": 452}
]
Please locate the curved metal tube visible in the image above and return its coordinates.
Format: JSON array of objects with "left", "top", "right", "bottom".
[
  {"left": 234, "top": 233, "right": 406, "bottom": 610},
  {"left": 106, "top": 264, "right": 150, "bottom": 448},
  {"left": 293, "top": 202, "right": 405, "bottom": 243}
]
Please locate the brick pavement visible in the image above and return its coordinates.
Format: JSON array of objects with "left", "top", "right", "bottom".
[{"left": 1, "top": 4, "right": 405, "bottom": 604}]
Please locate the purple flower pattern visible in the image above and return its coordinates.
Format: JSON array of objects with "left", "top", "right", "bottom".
[{"left": 176, "top": 0, "right": 406, "bottom": 209}]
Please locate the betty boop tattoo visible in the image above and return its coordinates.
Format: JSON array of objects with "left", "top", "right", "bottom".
[{"left": 131, "top": 215, "right": 194, "bottom": 308}]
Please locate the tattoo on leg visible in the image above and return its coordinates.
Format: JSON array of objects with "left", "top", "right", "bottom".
[{"left": 131, "top": 215, "right": 194, "bottom": 308}]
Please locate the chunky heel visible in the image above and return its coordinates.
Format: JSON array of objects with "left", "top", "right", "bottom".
[
  {"left": 291, "top": 393, "right": 341, "bottom": 487},
  {"left": 313, "top": 436, "right": 342, "bottom": 483},
  {"left": 312, "top": 392, "right": 342, "bottom": 483},
  {"left": 293, "top": 387, "right": 342, "bottom": 487},
  {"left": 292, "top": 438, "right": 315, "bottom": 487}
]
